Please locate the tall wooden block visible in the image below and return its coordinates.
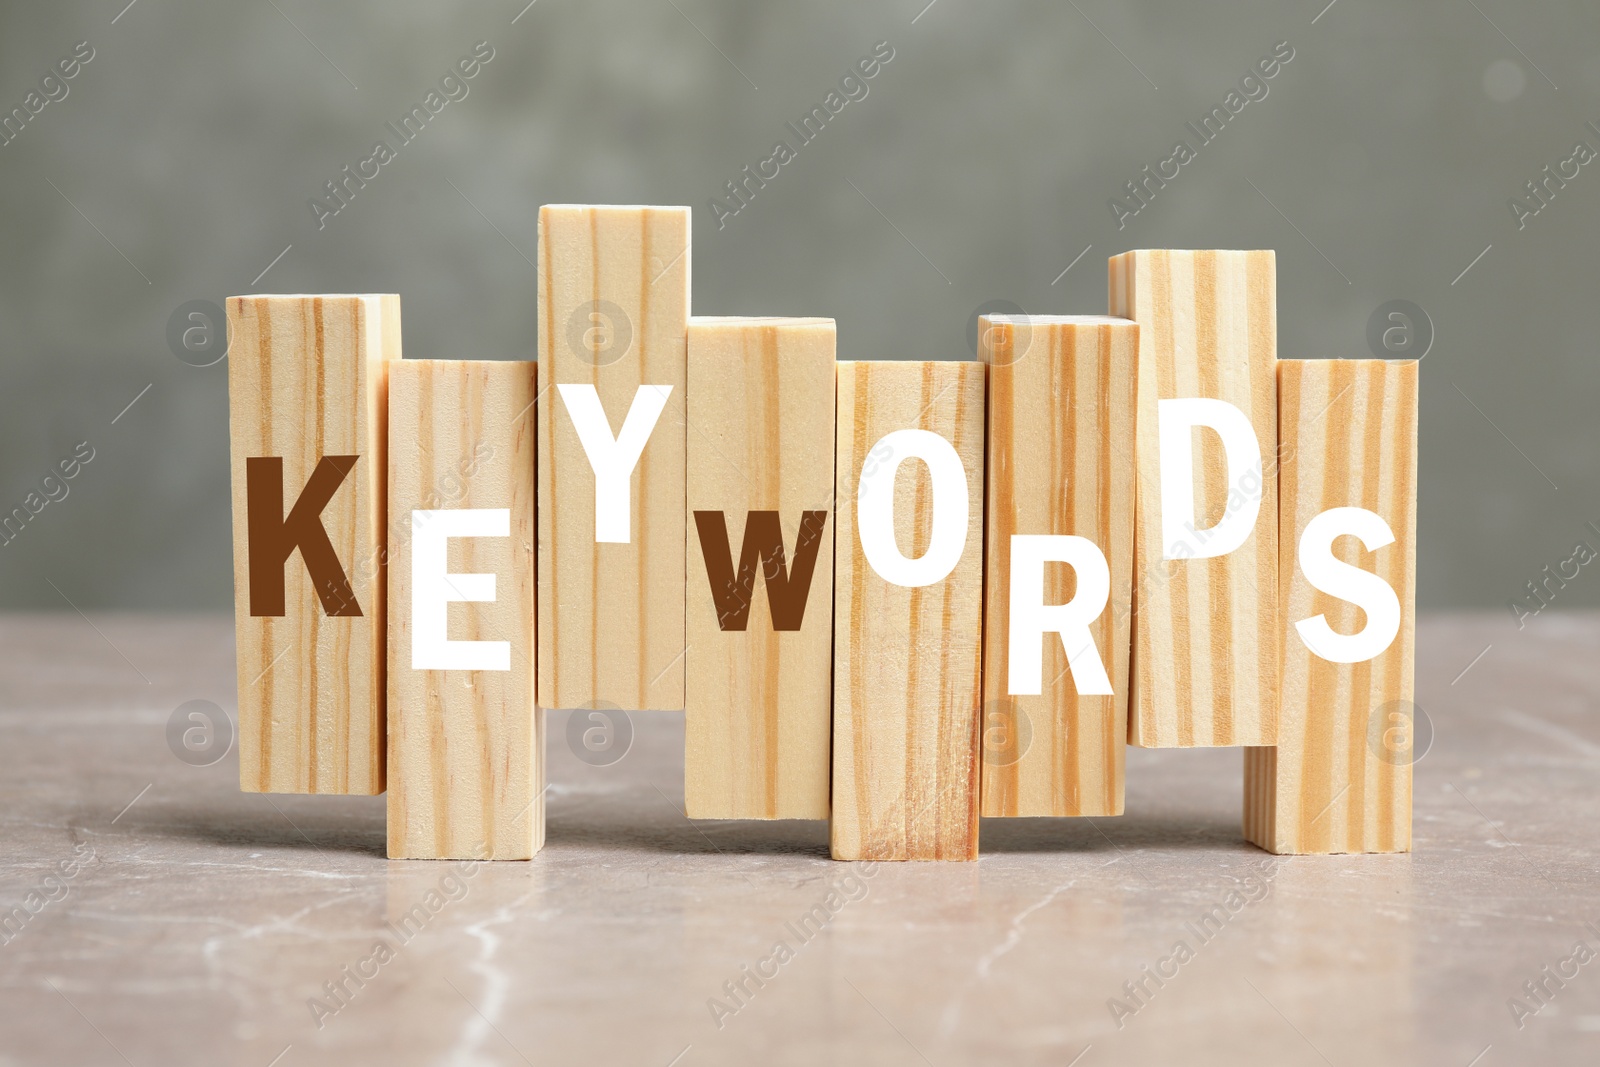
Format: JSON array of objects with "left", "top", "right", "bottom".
[
  {"left": 831, "top": 361, "right": 985, "bottom": 861},
  {"left": 227, "top": 294, "right": 398, "bottom": 795},
  {"left": 387, "top": 360, "right": 541, "bottom": 860},
  {"left": 1109, "top": 249, "right": 1279, "bottom": 748},
  {"left": 684, "top": 318, "right": 835, "bottom": 820},
  {"left": 537, "top": 205, "right": 690, "bottom": 711},
  {"left": 1245, "top": 359, "right": 1418, "bottom": 855},
  {"left": 980, "top": 316, "right": 1137, "bottom": 818}
]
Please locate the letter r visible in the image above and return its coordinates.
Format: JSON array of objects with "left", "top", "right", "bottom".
[{"left": 1007, "top": 534, "right": 1113, "bottom": 696}]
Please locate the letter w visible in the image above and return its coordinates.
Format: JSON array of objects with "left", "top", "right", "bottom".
[
  {"left": 246, "top": 456, "right": 361, "bottom": 617},
  {"left": 694, "top": 510, "right": 828, "bottom": 631}
]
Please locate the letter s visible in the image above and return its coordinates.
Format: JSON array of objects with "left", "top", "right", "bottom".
[{"left": 1293, "top": 507, "right": 1401, "bottom": 664}]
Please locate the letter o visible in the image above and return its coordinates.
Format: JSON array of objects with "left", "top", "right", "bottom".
[{"left": 856, "top": 429, "right": 968, "bottom": 587}]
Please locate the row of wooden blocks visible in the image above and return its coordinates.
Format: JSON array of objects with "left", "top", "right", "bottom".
[{"left": 227, "top": 205, "right": 1419, "bottom": 862}]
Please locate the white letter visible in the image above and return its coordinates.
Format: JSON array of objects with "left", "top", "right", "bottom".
[
  {"left": 1007, "top": 535, "right": 1113, "bottom": 696},
  {"left": 1158, "top": 398, "right": 1262, "bottom": 558},
  {"left": 412, "top": 508, "right": 510, "bottom": 671},
  {"left": 557, "top": 383, "right": 671, "bottom": 543},
  {"left": 1294, "top": 507, "right": 1401, "bottom": 663},
  {"left": 856, "top": 429, "right": 967, "bottom": 587}
]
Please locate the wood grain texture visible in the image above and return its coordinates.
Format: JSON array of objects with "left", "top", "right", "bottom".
[
  {"left": 1108, "top": 249, "right": 1279, "bottom": 748},
  {"left": 830, "top": 361, "right": 985, "bottom": 861},
  {"left": 1245, "top": 359, "right": 1418, "bottom": 855},
  {"left": 537, "top": 205, "right": 690, "bottom": 712},
  {"left": 387, "top": 360, "right": 541, "bottom": 860},
  {"left": 980, "top": 316, "right": 1136, "bottom": 817},
  {"left": 227, "top": 294, "right": 397, "bottom": 795},
  {"left": 684, "top": 318, "right": 835, "bottom": 820}
]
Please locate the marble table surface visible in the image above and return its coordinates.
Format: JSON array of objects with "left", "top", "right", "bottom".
[{"left": 0, "top": 612, "right": 1596, "bottom": 1066}]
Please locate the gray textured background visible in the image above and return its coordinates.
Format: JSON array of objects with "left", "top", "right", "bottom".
[{"left": 0, "top": 0, "right": 1596, "bottom": 615}]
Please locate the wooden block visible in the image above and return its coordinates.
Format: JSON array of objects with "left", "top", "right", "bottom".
[
  {"left": 227, "top": 294, "right": 398, "bottom": 795},
  {"left": 831, "top": 360, "right": 985, "bottom": 861},
  {"left": 537, "top": 206, "right": 690, "bottom": 711},
  {"left": 1108, "top": 249, "right": 1279, "bottom": 748},
  {"left": 684, "top": 317, "right": 836, "bottom": 820},
  {"left": 980, "top": 316, "right": 1137, "bottom": 817},
  {"left": 1245, "top": 358, "right": 1418, "bottom": 855},
  {"left": 386, "top": 360, "right": 541, "bottom": 860}
]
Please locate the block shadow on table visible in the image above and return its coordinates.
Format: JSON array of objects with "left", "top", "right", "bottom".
[{"left": 119, "top": 794, "right": 389, "bottom": 860}]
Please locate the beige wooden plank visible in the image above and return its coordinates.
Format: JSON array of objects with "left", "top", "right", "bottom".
[
  {"left": 831, "top": 360, "right": 985, "bottom": 861},
  {"left": 1108, "top": 249, "right": 1279, "bottom": 748},
  {"left": 537, "top": 205, "right": 690, "bottom": 712},
  {"left": 1245, "top": 358, "right": 1418, "bottom": 855},
  {"left": 227, "top": 294, "right": 397, "bottom": 795},
  {"left": 980, "top": 316, "right": 1136, "bottom": 817},
  {"left": 387, "top": 360, "right": 541, "bottom": 860},
  {"left": 684, "top": 317, "right": 835, "bottom": 820}
]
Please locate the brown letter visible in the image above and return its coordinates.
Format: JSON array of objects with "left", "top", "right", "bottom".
[
  {"left": 246, "top": 456, "right": 362, "bottom": 617},
  {"left": 694, "top": 510, "right": 828, "bottom": 631}
]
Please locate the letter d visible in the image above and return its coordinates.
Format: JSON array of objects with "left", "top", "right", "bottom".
[{"left": 1157, "top": 398, "right": 1262, "bottom": 558}]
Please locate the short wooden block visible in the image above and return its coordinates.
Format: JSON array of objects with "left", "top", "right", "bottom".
[
  {"left": 831, "top": 360, "right": 986, "bottom": 861},
  {"left": 1245, "top": 358, "right": 1419, "bottom": 855},
  {"left": 387, "top": 360, "right": 541, "bottom": 860},
  {"left": 684, "top": 317, "right": 835, "bottom": 820},
  {"left": 227, "top": 294, "right": 398, "bottom": 795},
  {"left": 1109, "top": 249, "right": 1279, "bottom": 748},
  {"left": 537, "top": 205, "right": 690, "bottom": 711},
  {"left": 980, "top": 316, "right": 1137, "bottom": 817}
]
